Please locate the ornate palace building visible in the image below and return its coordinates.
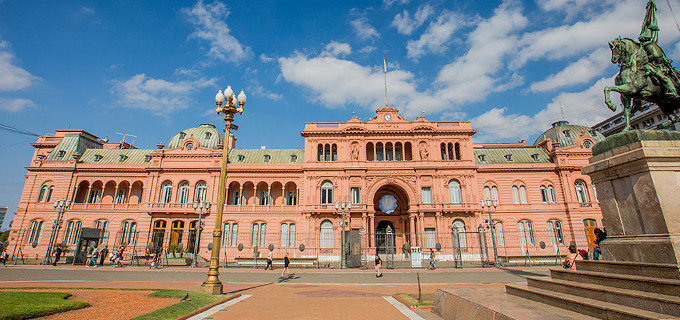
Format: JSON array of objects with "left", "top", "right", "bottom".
[{"left": 9, "top": 106, "right": 605, "bottom": 266}]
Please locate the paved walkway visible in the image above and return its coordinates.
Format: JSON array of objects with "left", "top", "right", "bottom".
[{"left": 0, "top": 265, "right": 552, "bottom": 319}]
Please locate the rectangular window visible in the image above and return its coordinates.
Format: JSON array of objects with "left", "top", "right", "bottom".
[
  {"left": 223, "top": 223, "right": 230, "bottom": 246},
  {"left": 424, "top": 228, "right": 436, "bottom": 248},
  {"left": 259, "top": 223, "right": 267, "bottom": 247},
  {"left": 281, "top": 224, "right": 288, "bottom": 247},
  {"left": 519, "top": 186, "right": 527, "bottom": 204},
  {"left": 259, "top": 191, "right": 269, "bottom": 205},
  {"left": 232, "top": 191, "right": 241, "bottom": 205},
  {"left": 115, "top": 189, "right": 126, "bottom": 204},
  {"left": 28, "top": 221, "right": 44, "bottom": 243},
  {"left": 421, "top": 187, "right": 432, "bottom": 204},
  {"left": 495, "top": 222, "right": 504, "bottom": 246},
  {"left": 286, "top": 191, "right": 297, "bottom": 206},
  {"left": 230, "top": 224, "right": 238, "bottom": 247},
  {"left": 350, "top": 187, "right": 361, "bottom": 205},
  {"left": 541, "top": 187, "right": 549, "bottom": 203},
  {"left": 88, "top": 189, "right": 101, "bottom": 203},
  {"left": 251, "top": 224, "right": 259, "bottom": 247},
  {"left": 512, "top": 186, "right": 519, "bottom": 204},
  {"left": 289, "top": 224, "right": 295, "bottom": 247},
  {"left": 554, "top": 221, "right": 564, "bottom": 244}
]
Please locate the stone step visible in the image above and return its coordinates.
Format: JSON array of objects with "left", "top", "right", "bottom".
[
  {"left": 577, "top": 260, "right": 680, "bottom": 280},
  {"left": 550, "top": 268, "right": 680, "bottom": 297},
  {"left": 506, "top": 283, "right": 674, "bottom": 320},
  {"left": 527, "top": 277, "right": 680, "bottom": 317}
]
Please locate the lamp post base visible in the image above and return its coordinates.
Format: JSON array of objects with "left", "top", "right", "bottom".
[{"left": 200, "top": 281, "right": 223, "bottom": 295}]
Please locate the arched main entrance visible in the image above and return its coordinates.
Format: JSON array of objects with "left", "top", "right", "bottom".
[{"left": 371, "top": 183, "right": 411, "bottom": 257}]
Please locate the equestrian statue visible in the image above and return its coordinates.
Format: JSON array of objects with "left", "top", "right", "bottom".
[{"left": 604, "top": 0, "right": 680, "bottom": 131}]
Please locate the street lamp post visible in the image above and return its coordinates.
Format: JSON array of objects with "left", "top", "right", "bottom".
[
  {"left": 192, "top": 201, "right": 210, "bottom": 268},
  {"left": 480, "top": 199, "right": 500, "bottom": 267},
  {"left": 334, "top": 201, "right": 350, "bottom": 269},
  {"left": 201, "top": 85, "right": 246, "bottom": 294},
  {"left": 44, "top": 200, "right": 70, "bottom": 265}
]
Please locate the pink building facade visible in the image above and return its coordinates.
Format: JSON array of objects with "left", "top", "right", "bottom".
[{"left": 9, "top": 106, "right": 604, "bottom": 266}]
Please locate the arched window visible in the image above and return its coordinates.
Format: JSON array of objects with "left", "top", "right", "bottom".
[
  {"left": 452, "top": 219, "right": 466, "bottom": 248},
  {"left": 540, "top": 186, "right": 549, "bottom": 203},
  {"left": 331, "top": 144, "right": 337, "bottom": 161},
  {"left": 484, "top": 186, "right": 491, "bottom": 201},
  {"left": 37, "top": 186, "right": 47, "bottom": 202},
  {"left": 512, "top": 186, "right": 520, "bottom": 204},
  {"left": 519, "top": 186, "right": 527, "bottom": 204},
  {"left": 518, "top": 220, "right": 535, "bottom": 252},
  {"left": 395, "top": 142, "right": 403, "bottom": 161},
  {"left": 63, "top": 220, "right": 82, "bottom": 245},
  {"left": 491, "top": 186, "right": 499, "bottom": 203},
  {"left": 385, "top": 143, "right": 393, "bottom": 161},
  {"left": 376, "top": 143, "right": 384, "bottom": 161},
  {"left": 281, "top": 223, "right": 296, "bottom": 247},
  {"left": 404, "top": 142, "right": 413, "bottom": 161},
  {"left": 95, "top": 219, "right": 109, "bottom": 244},
  {"left": 320, "top": 181, "right": 333, "bottom": 204},
  {"left": 495, "top": 222, "right": 505, "bottom": 246},
  {"left": 251, "top": 223, "right": 266, "bottom": 247},
  {"left": 548, "top": 186, "right": 557, "bottom": 203},
  {"left": 440, "top": 143, "right": 447, "bottom": 160},
  {"left": 152, "top": 220, "right": 166, "bottom": 250},
  {"left": 194, "top": 182, "right": 207, "bottom": 203},
  {"left": 115, "top": 187, "right": 127, "bottom": 204},
  {"left": 317, "top": 144, "right": 323, "bottom": 162},
  {"left": 366, "top": 142, "right": 374, "bottom": 161},
  {"left": 28, "top": 220, "right": 44, "bottom": 243},
  {"left": 541, "top": 185, "right": 558, "bottom": 203},
  {"left": 170, "top": 220, "right": 184, "bottom": 247},
  {"left": 45, "top": 186, "right": 54, "bottom": 203},
  {"left": 448, "top": 179, "right": 462, "bottom": 204},
  {"left": 324, "top": 144, "right": 331, "bottom": 162},
  {"left": 160, "top": 181, "right": 173, "bottom": 203},
  {"left": 447, "top": 143, "right": 454, "bottom": 160},
  {"left": 88, "top": 184, "right": 102, "bottom": 204},
  {"left": 121, "top": 220, "right": 137, "bottom": 246},
  {"left": 178, "top": 182, "right": 190, "bottom": 204},
  {"left": 454, "top": 143, "right": 461, "bottom": 160},
  {"left": 574, "top": 180, "right": 589, "bottom": 203},
  {"left": 547, "top": 220, "right": 565, "bottom": 245},
  {"left": 320, "top": 220, "right": 333, "bottom": 248}
]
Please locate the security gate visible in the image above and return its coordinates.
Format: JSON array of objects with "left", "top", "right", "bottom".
[{"left": 345, "top": 229, "right": 362, "bottom": 268}]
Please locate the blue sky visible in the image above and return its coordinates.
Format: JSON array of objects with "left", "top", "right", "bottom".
[{"left": 2, "top": 0, "right": 680, "bottom": 228}]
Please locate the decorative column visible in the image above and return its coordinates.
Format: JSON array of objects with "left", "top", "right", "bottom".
[
  {"left": 238, "top": 187, "right": 243, "bottom": 205},
  {"left": 409, "top": 214, "right": 416, "bottom": 246},
  {"left": 368, "top": 212, "right": 375, "bottom": 247}
]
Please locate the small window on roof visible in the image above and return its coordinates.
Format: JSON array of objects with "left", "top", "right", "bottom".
[
  {"left": 504, "top": 154, "right": 513, "bottom": 162},
  {"left": 179, "top": 132, "right": 186, "bottom": 140},
  {"left": 478, "top": 154, "right": 486, "bottom": 162},
  {"left": 119, "top": 155, "right": 128, "bottom": 162},
  {"left": 563, "top": 130, "right": 571, "bottom": 138},
  {"left": 264, "top": 154, "right": 271, "bottom": 163},
  {"left": 290, "top": 154, "right": 297, "bottom": 162},
  {"left": 205, "top": 132, "right": 212, "bottom": 139},
  {"left": 144, "top": 155, "right": 151, "bottom": 162},
  {"left": 589, "top": 130, "right": 598, "bottom": 136},
  {"left": 56, "top": 150, "right": 66, "bottom": 159},
  {"left": 531, "top": 153, "right": 540, "bottom": 161},
  {"left": 94, "top": 154, "right": 103, "bottom": 162},
  {"left": 237, "top": 154, "right": 245, "bottom": 162}
]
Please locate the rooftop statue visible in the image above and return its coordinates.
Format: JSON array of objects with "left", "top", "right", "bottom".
[{"left": 604, "top": 0, "right": 680, "bottom": 131}]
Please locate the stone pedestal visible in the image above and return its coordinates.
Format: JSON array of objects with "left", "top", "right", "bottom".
[{"left": 582, "top": 130, "right": 680, "bottom": 264}]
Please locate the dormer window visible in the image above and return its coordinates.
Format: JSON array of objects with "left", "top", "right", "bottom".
[
  {"left": 94, "top": 155, "right": 103, "bottom": 162},
  {"left": 186, "top": 143, "right": 193, "bottom": 150},
  {"left": 531, "top": 154, "right": 539, "bottom": 161},
  {"left": 290, "top": 154, "right": 297, "bottom": 162},
  {"left": 478, "top": 154, "right": 486, "bottom": 162},
  {"left": 237, "top": 154, "right": 245, "bottom": 162},
  {"left": 264, "top": 154, "right": 271, "bottom": 163},
  {"left": 144, "top": 155, "right": 151, "bottom": 162},
  {"left": 178, "top": 132, "right": 186, "bottom": 140},
  {"left": 119, "top": 155, "right": 128, "bottom": 162},
  {"left": 504, "top": 154, "right": 513, "bottom": 162},
  {"left": 56, "top": 150, "right": 66, "bottom": 159},
  {"left": 562, "top": 130, "right": 571, "bottom": 138},
  {"left": 205, "top": 132, "right": 212, "bottom": 139}
]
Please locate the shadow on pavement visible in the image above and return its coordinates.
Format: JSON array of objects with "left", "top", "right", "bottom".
[
  {"left": 277, "top": 275, "right": 301, "bottom": 283},
  {"left": 226, "top": 282, "right": 274, "bottom": 294}
]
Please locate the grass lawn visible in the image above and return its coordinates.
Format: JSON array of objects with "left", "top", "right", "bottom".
[
  {"left": 0, "top": 291, "right": 90, "bottom": 320},
  {"left": 395, "top": 293, "right": 435, "bottom": 307},
  {"left": 133, "top": 289, "right": 236, "bottom": 320}
]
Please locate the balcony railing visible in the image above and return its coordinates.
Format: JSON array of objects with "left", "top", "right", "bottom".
[{"left": 69, "top": 202, "right": 140, "bottom": 211}]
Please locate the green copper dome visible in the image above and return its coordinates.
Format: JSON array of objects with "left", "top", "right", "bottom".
[
  {"left": 167, "top": 123, "right": 224, "bottom": 150},
  {"left": 533, "top": 120, "right": 605, "bottom": 147}
]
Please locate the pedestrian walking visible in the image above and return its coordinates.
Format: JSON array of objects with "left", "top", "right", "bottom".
[
  {"left": 374, "top": 253, "right": 383, "bottom": 277},
  {"left": 99, "top": 246, "right": 108, "bottom": 266},
  {"left": 115, "top": 246, "right": 125, "bottom": 268},
  {"left": 0, "top": 250, "right": 7, "bottom": 267},
  {"left": 52, "top": 245, "right": 63, "bottom": 266},
  {"left": 90, "top": 245, "right": 99, "bottom": 267},
  {"left": 280, "top": 253, "right": 290, "bottom": 278},
  {"left": 265, "top": 250, "right": 273, "bottom": 270},
  {"left": 593, "top": 228, "right": 607, "bottom": 260},
  {"left": 428, "top": 249, "right": 437, "bottom": 270}
]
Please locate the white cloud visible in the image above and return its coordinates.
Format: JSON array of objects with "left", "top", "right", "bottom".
[
  {"left": 182, "top": 1, "right": 252, "bottom": 63},
  {"left": 391, "top": 4, "right": 434, "bottom": 35},
  {"left": 359, "top": 46, "right": 376, "bottom": 54},
  {"left": 321, "top": 41, "right": 352, "bottom": 57},
  {"left": 383, "top": 0, "right": 409, "bottom": 7},
  {"left": 0, "top": 98, "right": 35, "bottom": 112},
  {"left": 112, "top": 73, "right": 217, "bottom": 114},
  {"left": 350, "top": 17, "right": 379, "bottom": 41},
  {"left": 80, "top": 7, "right": 94, "bottom": 15},
  {"left": 529, "top": 47, "right": 610, "bottom": 92},
  {"left": 471, "top": 76, "right": 616, "bottom": 142},
  {"left": 259, "top": 53, "right": 274, "bottom": 63},
  {"left": 0, "top": 43, "right": 39, "bottom": 92},
  {"left": 434, "top": 2, "right": 527, "bottom": 104},
  {"left": 406, "top": 10, "right": 465, "bottom": 60},
  {"left": 250, "top": 83, "right": 283, "bottom": 101}
]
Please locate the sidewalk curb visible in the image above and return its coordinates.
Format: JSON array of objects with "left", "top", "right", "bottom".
[
  {"left": 175, "top": 293, "right": 242, "bottom": 320},
  {"left": 392, "top": 293, "right": 433, "bottom": 310}
]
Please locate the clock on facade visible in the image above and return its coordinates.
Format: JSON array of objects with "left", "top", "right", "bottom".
[{"left": 384, "top": 114, "right": 392, "bottom": 121}]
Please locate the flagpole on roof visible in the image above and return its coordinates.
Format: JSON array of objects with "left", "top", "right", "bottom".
[{"left": 384, "top": 55, "right": 389, "bottom": 107}]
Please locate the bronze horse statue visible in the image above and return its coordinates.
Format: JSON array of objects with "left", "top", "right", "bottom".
[{"left": 604, "top": 37, "right": 680, "bottom": 131}]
